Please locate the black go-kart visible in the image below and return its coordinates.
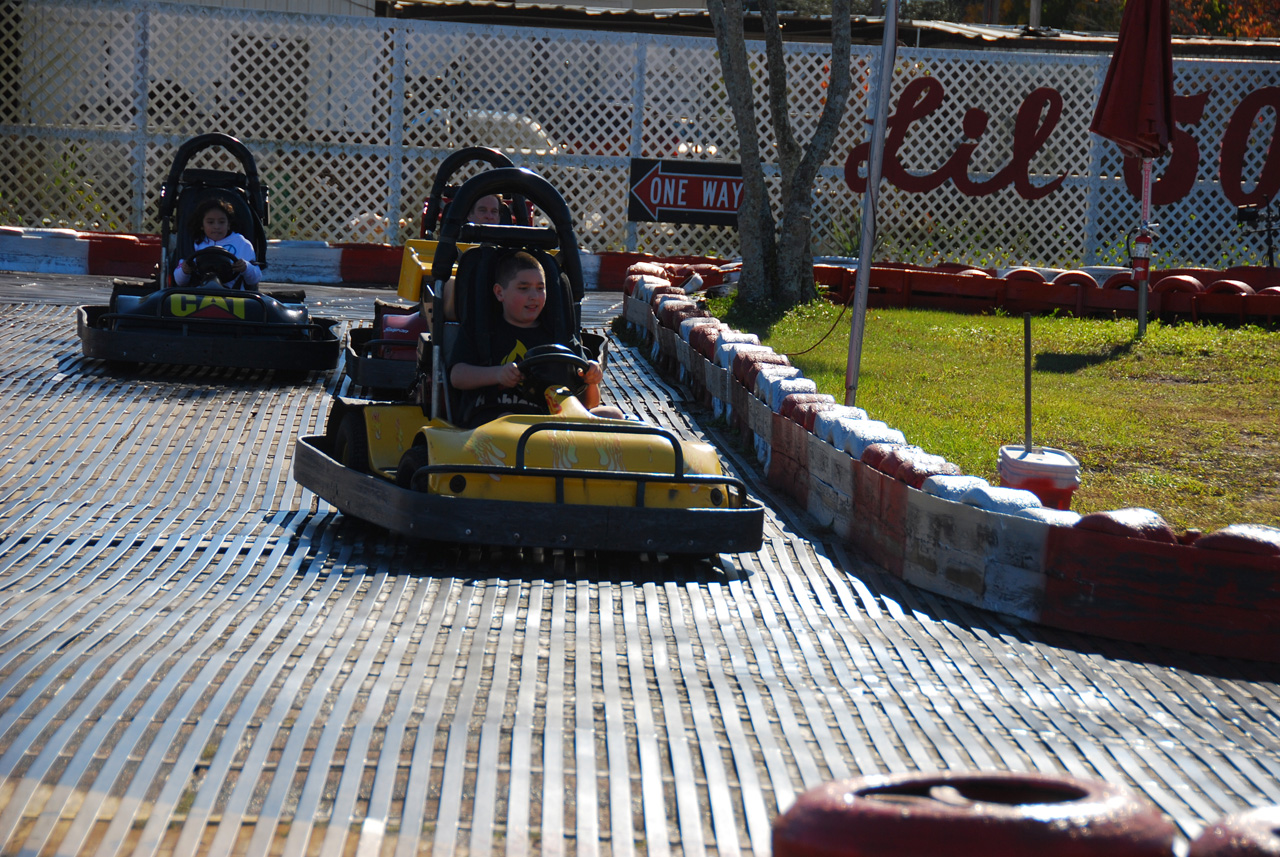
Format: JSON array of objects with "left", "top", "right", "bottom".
[
  {"left": 77, "top": 133, "right": 339, "bottom": 373},
  {"left": 343, "top": 146, "right": 530, "bottom": 396}
]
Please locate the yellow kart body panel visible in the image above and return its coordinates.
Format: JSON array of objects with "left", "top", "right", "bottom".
[
  {"left": 354, "top": 397, "right": 742, "bottom": 511},
  {"left": 396, "top": 239, "right": 474, "bottom": 303},
  {"left": 396, "top": 239, "right": 556, "bottom": 302}
]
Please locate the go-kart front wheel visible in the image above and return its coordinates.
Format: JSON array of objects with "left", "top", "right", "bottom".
[
  {"left": 396, "top": 443, "right": 431, "bottom": 489},
  {"left": 333, "top": 412, "right": 370, "bottom": 472}
]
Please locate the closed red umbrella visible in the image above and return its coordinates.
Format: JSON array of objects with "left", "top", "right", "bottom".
[
  {"left": 1089, "top": 0, "right": 1174, "bottom": 336},
  {"left": 1090, "top": 0, "right": 1174, "bottom": 159}
]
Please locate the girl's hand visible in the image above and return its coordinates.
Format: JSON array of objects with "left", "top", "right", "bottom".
[
  {"left": 581, "top": 361, "right": 603, "bottom": 386},
  {"left": 232, "top": 259, "right": 247, "bottom": 274},
  {"left": 180, "top": 261, "right": 193, "bottom": 274}
]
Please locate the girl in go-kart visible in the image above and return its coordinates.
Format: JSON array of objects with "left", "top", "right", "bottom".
[{"left": 173, "top": 198, "right": 262, "bottom": 290}]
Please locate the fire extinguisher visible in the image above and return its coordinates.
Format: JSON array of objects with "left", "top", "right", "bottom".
[{"left": 1130, "top": 230, "right": 1152, "bottom": 282}]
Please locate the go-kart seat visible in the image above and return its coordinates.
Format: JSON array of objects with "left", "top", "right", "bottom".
[
  {"left": 168, "top": 169, "right": 265, "bottom": 285},
  {"left": 437, "top": 244, "right": 579, "bottom": 424}
]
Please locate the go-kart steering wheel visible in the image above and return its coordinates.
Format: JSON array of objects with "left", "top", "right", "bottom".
[
  {"left": 189, "top": 246, "right": 239, "bottom": 286},
  {"left": 514, "top": 344, "right": 590, "bottom": 407}
]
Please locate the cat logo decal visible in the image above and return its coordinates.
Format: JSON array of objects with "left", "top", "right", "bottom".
[{"left": 169, "top": 294, "right": 247, "bottom": 319}]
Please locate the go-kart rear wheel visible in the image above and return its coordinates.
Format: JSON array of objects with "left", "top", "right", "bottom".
[
  {"left": 334, "top": 412, "right": 370, "bottom": 473},
  {"left": 396, "top": 443, "right": 430, "bottom": 489}
]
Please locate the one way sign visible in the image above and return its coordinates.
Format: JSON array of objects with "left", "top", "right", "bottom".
[{"left": 628, "top": 159, "right": 743, "bottom": 226}]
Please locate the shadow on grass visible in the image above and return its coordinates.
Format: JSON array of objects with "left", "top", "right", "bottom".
[{"left": 1035, "top": 339, "right": 1137, "bottom": 373}]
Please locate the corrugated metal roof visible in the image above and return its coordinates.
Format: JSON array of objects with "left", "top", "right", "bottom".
[{"left": 386, "top": 1, "right": 1280, "bottom": 57}]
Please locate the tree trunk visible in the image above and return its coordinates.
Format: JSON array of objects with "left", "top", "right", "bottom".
[
  {"left": 709, "top": 0, "right": 853, "bottom": 309},
  {"left": 708, "top": 0, "right": 775, "bottom": 305}
]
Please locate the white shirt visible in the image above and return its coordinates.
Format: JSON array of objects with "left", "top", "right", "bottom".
[{"left": 174, "top": 232, "right": 262, "bottom": 287}]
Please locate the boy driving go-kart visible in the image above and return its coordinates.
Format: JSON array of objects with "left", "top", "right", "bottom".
[{"left": 450, "top": 250, "right": 624, "bottom": 425}]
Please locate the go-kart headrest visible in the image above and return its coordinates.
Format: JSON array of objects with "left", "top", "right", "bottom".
[{"left": 447, "top": 245, "right": 579, "bottom": 360}]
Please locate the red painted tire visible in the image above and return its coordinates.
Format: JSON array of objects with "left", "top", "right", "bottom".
[
  {"left": 1260, "top": 287, "right": 1280, "bottom": 296},
  {"left": 1074, "top": 508, "right": 1179, "bottom": 544},
  {"left": 958, "top": 268, "right": 992, "bottom": 277},
  {"left": 1005, "top": 267, "right": 1046, "bottom": 284},
  {"left": 1152, "top": 274, "right": 1204, "bottom": 293},
  {"left": 891, "top": 448, "right": 963, "bottom": 488},
  {"left": 1194, "top": 524, "right": 1280, "bottom": 556},
  {"left": 860, "top": 442, "right": 904, "bottom": 473},
  {"left": 1206, "top": 279, "right": 1256, "bottom": 295},
  {"left": 1189, "top": 806, "right": 1280, "bottom": 856},
  {"left": 1052, "top": 269, "right": 1099, "bottom": 289},
  {"left": 772, "top": 771, "right": 1176, "bottom": 857},
  {"left": 1102, "top": 272, "right": 1138, "bottom": 290}
]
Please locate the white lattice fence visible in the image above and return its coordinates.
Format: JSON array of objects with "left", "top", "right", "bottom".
[{"left": 2, "top": 0, "right": 1278, "bottom": 269}]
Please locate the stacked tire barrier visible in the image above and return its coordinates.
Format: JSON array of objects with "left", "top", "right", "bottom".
[
  {"left": 623, "top": 264, "right": 1280, "bottom": 665},
  {"left": 773, "top": 772, "right": 1280, "bottom": 857},
  {"left": 0, "top": 227, "right": 404, "bottom": 285},
  {"left": 812, "top": 261, "right": 1280, "bottom": 325}
]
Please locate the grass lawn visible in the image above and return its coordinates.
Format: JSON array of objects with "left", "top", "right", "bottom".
[{"left": 710, "top": 298, "right": 1280, "bottom": 534}]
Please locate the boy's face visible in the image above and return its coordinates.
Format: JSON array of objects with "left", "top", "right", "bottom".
[
  {"left": 202, "top": 209, "right": 231, "bottom": 242},
  {"left": 469, "top": 195, "right": 501, "bottom": 225},
  {"left": 494, "top": 265, "right": 546, "bottom": 328}
]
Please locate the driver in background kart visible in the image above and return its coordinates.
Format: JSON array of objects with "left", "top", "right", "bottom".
[
  {"left": 173, "top": 197, "right": 262, "bottom": 290},
  {"left": 450, "top": 251, "right": 624, "bottom": 427},
  {"left": 467, "top": 194, "right": 502, "bottom": 225}
]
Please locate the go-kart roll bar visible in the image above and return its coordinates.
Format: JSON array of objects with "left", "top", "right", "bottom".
[
  {"left": 158, "top": 134, "right": 265, "bottom": 223},
  {"left": 431, "top": 167, "right": 583, "bottom": 303},
  {"left": 421, "top": 147, "right": 528, "bottom": 237},
  {"left": 457, "top": 223, "right": 559, "bottom": 248}
]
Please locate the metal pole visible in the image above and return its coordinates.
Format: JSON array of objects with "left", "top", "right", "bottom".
[
  {"left": 1023, "top": 312, "right": 1032, "bottom": 453},
  {"left": 844, "top": 0, "right": 898, "bottom": 407},
  {"left": 1136, "top": 157, "right": 1152, "bottom": 338}
]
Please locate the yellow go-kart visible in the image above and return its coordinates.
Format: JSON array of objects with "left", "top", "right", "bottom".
[{"left": 294, "top": 168, "right": 763, "bottom": 554}]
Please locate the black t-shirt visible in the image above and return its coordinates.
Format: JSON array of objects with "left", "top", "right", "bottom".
[{"left": 450, "top": 317, "right": 557, "bottom": 426}]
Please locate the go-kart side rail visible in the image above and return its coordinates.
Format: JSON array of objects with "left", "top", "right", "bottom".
[
  {"left": 515, "top": 420, "right": 683, "bottom": 473},
  {"left": 415, "top": 420, "right": 751, "bottom": 508}
]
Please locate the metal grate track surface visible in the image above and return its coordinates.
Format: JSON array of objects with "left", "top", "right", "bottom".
[{"left": 0, "top": 285, "right": 1278, "bottom": 857}]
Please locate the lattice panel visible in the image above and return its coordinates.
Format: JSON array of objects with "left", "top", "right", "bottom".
[
  {"left": 254, "top": 149, "right": 393, "bottom": 242},
  {"left": 642, "top": 41, "right": 737, "bottom": 161},
  {"left": 6, "top": 0, "right": 1280, "bottom": 268},
  {"left": 8, "top": 2, "right": 138, "bottom": 130},
  {"left": 1, "top": 136, "right": 136, "bottom": 231},
  {"left": 146, "top": 7, "right": 394, "bottom": 146},
  {"left": 1087, "top": 57, "right": 1280, "bottom": 270}
]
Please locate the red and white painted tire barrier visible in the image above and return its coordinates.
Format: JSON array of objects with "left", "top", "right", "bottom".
[
  {"left": 1189, "top": 807, "right": 1280, "bottom": 856},
  {"left": 773, "top": 771, "right": 1177, "bottom": 857},
  {"left": 624, "top": 260, "right": 1280, "bottom": 664}
]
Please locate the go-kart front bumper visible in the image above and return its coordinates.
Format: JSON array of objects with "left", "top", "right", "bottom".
[
  {"left": 293, "top": 433, "right": 764, "bottom": 554},
  {"left": 78, "top": 304, "right": 341, "bottom": 371}
]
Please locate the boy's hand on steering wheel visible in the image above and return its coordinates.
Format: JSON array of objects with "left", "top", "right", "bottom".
[
  {"left": 232, "top": 259, "right": 247, "bottom": 274},
  {"left": 580, "top": 361, "right": 603, "bottom": 386},
  {"left": 494, "top": 362, "right": 522, "bottom": 388},
  {"left": 180, "top": 261, "right": 194, "bottom": 274}
]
